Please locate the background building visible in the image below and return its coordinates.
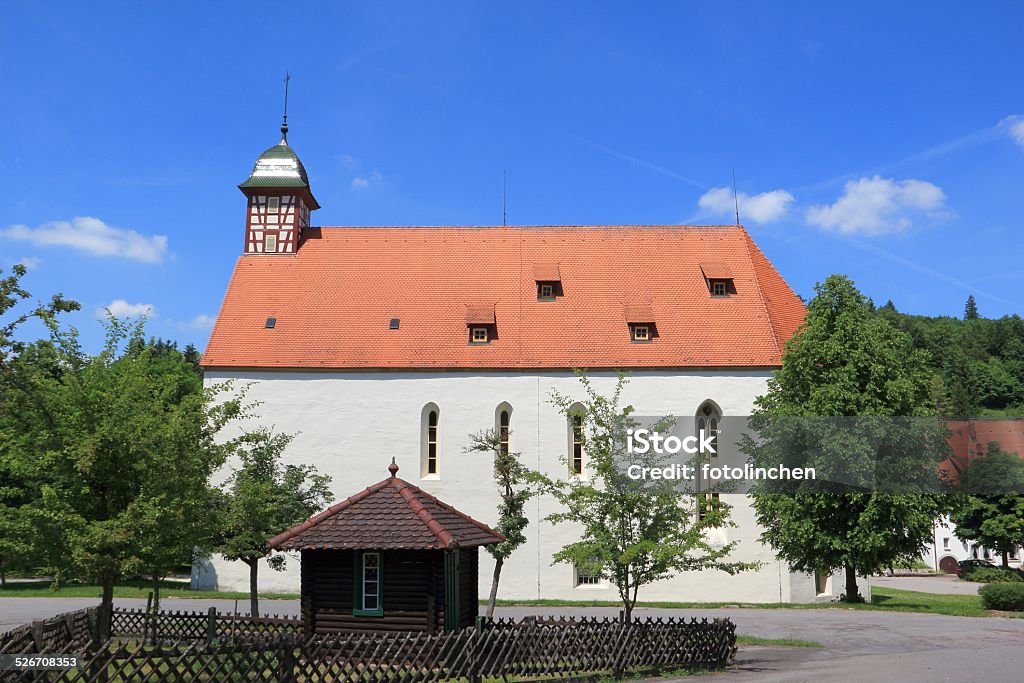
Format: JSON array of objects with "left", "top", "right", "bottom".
[{"left": 197, "top": 124, "right": 848, "bottom": 603}]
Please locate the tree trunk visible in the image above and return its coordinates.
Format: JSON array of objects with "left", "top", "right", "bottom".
[
  {"left": 843, "top": 564, "right": 859, "bottom": 603},
  {"left": 99, "top": 575, "right": 115, "bottom": 640},
  {"left": 152, "top": 575, "right": 162, "bottom": 613},
  {"left": 248, "top": 559, "right": 259, "bottom": 617},
  {"left": 1002, "top": 552, "right": 1010, "bottom": 569},
  {"left": 485, "top": 556, "right": 503, "bottom": 618}
]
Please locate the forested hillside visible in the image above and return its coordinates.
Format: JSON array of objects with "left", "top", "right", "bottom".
[{"left": 873, "top": 295, "right": 1024, "bottom": 417}]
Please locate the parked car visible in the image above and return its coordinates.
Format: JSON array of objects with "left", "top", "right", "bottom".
[{"left": 956, "top": 559, "right": 996, "bottom": 577}]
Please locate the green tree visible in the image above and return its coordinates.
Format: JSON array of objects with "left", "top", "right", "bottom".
[
  {"left": 949, "top": 442, "right": 1024, "bottom": 568},
  {"left": 0, "top": 265, "right": 80, "bottom": 586},
  {"left": 466, "top": 428, "right": 534, "bottom": 618},
  {"left": 541, "top": 373, "right": 753, "bottom": 620},
  {"left": 964, "top": 295, "right": 980, "bottom": 321},
  {"left": 0, "top": 316, "right": 242, "bottom": 636},
  {"left": 944, "top": 348, "right": 981, "bottom": 417},
  {"left": 744, "top": 275, "right": 947, "bottom": 602},
  {"left": 214, "top": 429, "right": 332, "bottom": 616}
]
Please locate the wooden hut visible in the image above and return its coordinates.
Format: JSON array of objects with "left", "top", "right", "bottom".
[{"left": 268, "top": 460, "right": 505, "bottom": 636}]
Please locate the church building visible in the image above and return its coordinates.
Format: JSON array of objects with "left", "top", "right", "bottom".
[{"left": 199, "top": 120, "right": 846, "bottom": 604}]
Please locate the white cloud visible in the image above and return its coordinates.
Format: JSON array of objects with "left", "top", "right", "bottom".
[
  {"left": 0, "top": 217, "right": 168, "bottom": 263},
  {"left": 697, "top": 187, "right": 794, "bottom": 224},
  {"left": 805, "top": 176, "right": 946, "bottom": 235},
  {"left": 185, "top": 314, "right": 215, "bottom": 331},
  {"left": 1008, "top": 116, "right": 1024, "bottom": 150},
  {"left": 96, "top": 299, "right": 156, "bottom": 319},
  {"left": 351, "top": 171, "right": 383, "bottom": 191},
  {"left": 15, "top": 256, "right": 42, "bottom": 270},
  {"left": 339, "top": 154, "right": 360, "bottom": 170}
]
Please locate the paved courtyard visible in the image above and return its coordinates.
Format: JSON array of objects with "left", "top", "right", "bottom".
[{"left": 2, "top": 594, "right": 1022, "bottom": 682}]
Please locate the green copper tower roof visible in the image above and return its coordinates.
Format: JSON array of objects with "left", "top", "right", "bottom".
[{"left": 239, "top": 139, "right": 311, "bottom": 189}]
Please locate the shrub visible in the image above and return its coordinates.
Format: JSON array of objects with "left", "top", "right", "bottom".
[
  {"left": 979, "top": 583, "right": 1024, "bottom": 611},
  {"left": 962, "top": 566, "right": 1024, "bottom": 583}
]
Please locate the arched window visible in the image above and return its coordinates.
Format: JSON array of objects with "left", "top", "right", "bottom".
[
  {"left": 495, "top": 403, "right": 512, "bottom": 456},
  {"left": 421, "top": 404, "right": 440, "bottom": 477},
  {"left": 696, "top": 400, "right": 721, "bottom": 458},
  {"left": 568, "top": 404, "right": 586, "bottom": 475}
]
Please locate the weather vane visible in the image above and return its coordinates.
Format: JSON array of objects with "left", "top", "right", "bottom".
[{"left": 281, "top": 71, "right": 291, "bottom": 143}]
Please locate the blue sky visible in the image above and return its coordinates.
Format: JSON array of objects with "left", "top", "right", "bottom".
[{"left": 2, "top": 2, "right": 1023, "bottom": 352}]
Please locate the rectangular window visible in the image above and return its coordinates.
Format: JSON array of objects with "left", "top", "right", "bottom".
[
  {"left": 574, "top": 559, "right": 601, "bottom": 586},
  {"left": 264, "top": 235, "right": 278, "bottom": 253},
  {"left": 814, "top": 571, "right": 829, "bottom": 596},
  {"left": 632, "top": 325, "right": 649, "bottom": 341},
  {"left": 711, "top": 281, "right": 727, "bottom": 296},
  {"left": 571, "top": 414, "right": 584, "bottom": 475},
  {"left": 538, "top": 283, "right": 554, "bottom": 300},
  {"left": 943, "top": 537, "right": 950, "bottom": 550},
  {"left": 354, "top": 552, "right": 383, "bottom": 616},
  {"left": 267, "top": 196, "right": 280, "bottom": 212},
  {"left": 471, "top": 327, "right": 489, "bottom": 343}
]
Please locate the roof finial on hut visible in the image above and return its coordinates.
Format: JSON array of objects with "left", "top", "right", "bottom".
[{"left": 388, "top": 457, "right": 399, "bottom": 477}]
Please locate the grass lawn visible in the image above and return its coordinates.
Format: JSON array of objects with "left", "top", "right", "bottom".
[
  {"left": 736, "top": 635, "right": 822, "bottom": 647},
  {"left": 1, "top": 581, "right": 1002, "bottom": 619},
  {"left": 487, "top": 586, "right": 996, "bottom": 618},
  {"left": 0, "top": 579, "right": 298, "bottom": 601}
]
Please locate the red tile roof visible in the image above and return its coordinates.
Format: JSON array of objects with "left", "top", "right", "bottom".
[
  {"left": 532, "top": 263, "right": 562, "bottom": 281},
  {"left": 268, "top": 463, "right": 505, "bottom": 551},
  {"left": 700, "top": 262, "right": 734, "bottom": 280},
  {"left": 203, "top": 225, "right": 805, "bottom": 369},
  {"left": 940, "top": 419, "right": 1024, "bottom": 481}
]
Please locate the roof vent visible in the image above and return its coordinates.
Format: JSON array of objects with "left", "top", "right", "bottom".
[
  {"left": 389, "top": 318, "right": 400, "bottom": 330},
  {"left": 265, "top": 317, "right": 277, "bottom": 329}
]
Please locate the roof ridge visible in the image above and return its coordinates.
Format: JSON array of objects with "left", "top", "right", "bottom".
[
  {"left": 394, "top": 477, "right": 508, "bottom": 541},
  {"left": 739, "top": 229, "right": 784, "bottom": 359},
  {"left": 391, "top": 478, "right": 458, "bottom": 549},
  {"left": 740, "top": 228, "right": 806, "bottom": 355},
  {"left": 267, "top": 478, "right": 391, "bottom": 549},
  {"left": 308, "top": 224, "right": 744, "bottom": 231}
]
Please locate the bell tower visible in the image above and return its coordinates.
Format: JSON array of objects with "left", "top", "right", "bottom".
[{"left": 239, "top": 80, "right": 319, "bottom": 255}]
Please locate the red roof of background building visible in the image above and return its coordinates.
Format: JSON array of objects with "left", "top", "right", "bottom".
[
  {"left": 267, "top": 463, "right": 505, "bottom": 551},
  {"left": 203, "top": 225, "right": 806, "bottom": 369},
  {"left": 940, "top": 419, "right": 1024, "bottom": 482}
]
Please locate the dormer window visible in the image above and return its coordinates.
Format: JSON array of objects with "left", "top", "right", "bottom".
[
  {"left": 701, "top": 263, "right": 735, "bottom": 297},
  {"left": 466, "top": 304, "right": 495, "bottom": 344},
  {"left": 624, "top": 303, "right": 655, "bottom": 343},
  {"left": 533, "top": 263, "right": 562, "bottom": 301}
]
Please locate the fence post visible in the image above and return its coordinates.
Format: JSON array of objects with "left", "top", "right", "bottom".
[
  {"left": 277, "top": 634, "right": 297, "bottom": 683},
  {"left": 469, "top": 625, "right": 482, "bottom": 683},
  {"left": 206, "top": 607, "right": 217, "bottom": 644},
  {"left": 30, "top": 620, "right": 44, "bottom": 651}
]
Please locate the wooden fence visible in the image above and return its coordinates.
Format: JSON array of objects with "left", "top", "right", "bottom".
[{"left": 1, "top": 610, "right": 736, "bottom": 682}]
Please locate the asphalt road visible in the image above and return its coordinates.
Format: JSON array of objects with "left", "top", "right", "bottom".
[{"left": 2, "top": 596, "right": 1022, "bottom": 682}]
